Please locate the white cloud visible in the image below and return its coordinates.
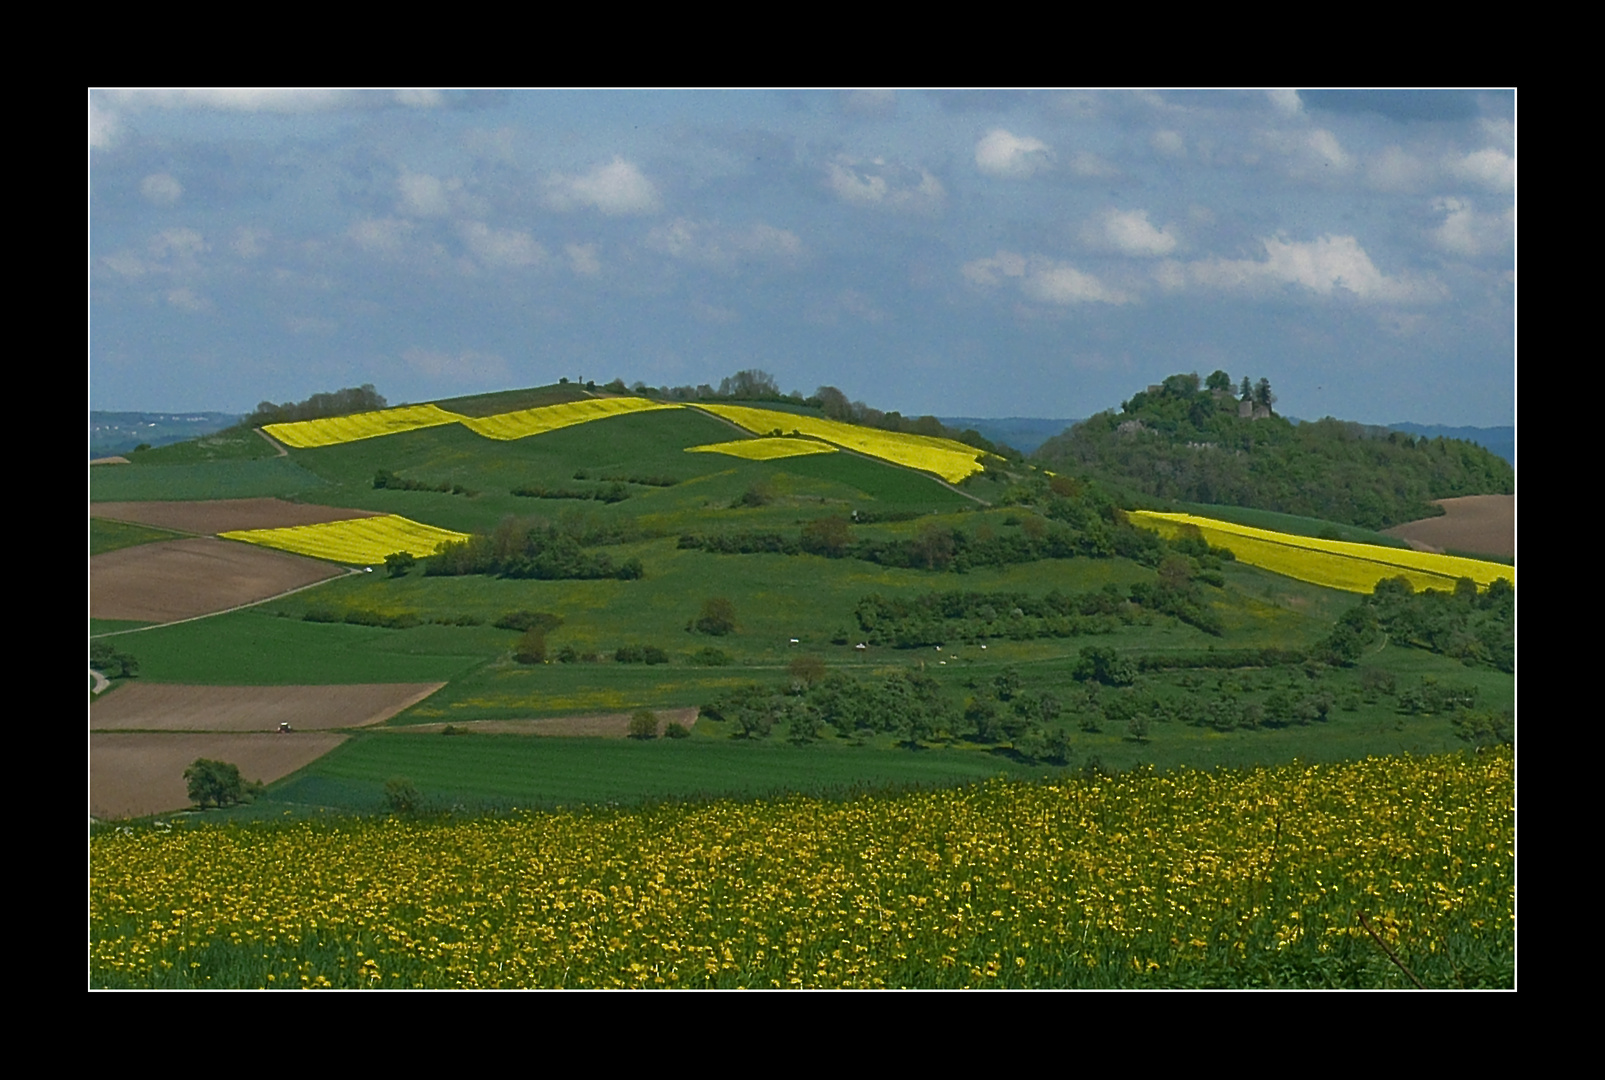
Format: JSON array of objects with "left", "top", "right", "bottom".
[
  {"left": 545, "top": 157, "right": 660, "bottom": 215},
  {"left": 1068, "top": 150, "right": 1120, "bottom": 178},
  {"left": 1151, "top": 130, "right": 1186, "bottom": 158},
  {"left": 394, "top": 89, "right": 444, "bottom": 108},
  {"left": 101, "top": 251, "right": 147, "bottom": 277},
  {"left": 975, "top": 130, "right": 1052, "bottom": 178},
  {"left": 1450, "top": 147, "right": 1514, "bottom": 193},
  {"left": 165, "top": 287, "right": 209, "bottom": 312},
  {"left": 140, "top": 173, "right": 182, "bottom": 205},
  {"left": 963, "top": 250, "right": 1133, "bottom": 305},
  {"left": 231, "top": 227, "right": 270, "bottom": 259},
  {"left": 397, "top": 172, "right": 459, "bottom": 217},
  {"left": 347, "top": 217, "right": 414, "bottom": 254},
  {"left": 458, "top": 222, "right": 547, "bottom": 269},
  {"left": 149, "top": 227, "right": 206, "bottom": 260},
  {"left": 403, "top": 347, "right": 510, "bottom": 383},
  {"left": 565, "top": 243, "right": 602, "bottom": 277},
  {"left": 1430, "top": 197, "right": 1513, "bottom": 258},
  {"left": 825, "top": 156, "right": 944, "bottom": 213},
  {"left": 1366, "top": 146, "right": 1431, "bottom": 192},
  {"left": 1171, "top": 234, "right": 1442, "bottom": 303},
  {"left": 1306, "top": 129, "right": 1352, "bottom": 171},
  {"left": 1267, "top": 89, "right": 1303, "bottom": 117},
  {"left": 841, "top": 89, "right": 897, "bottom": 115},
  {"left": 105, "top": 88, "right": 355, "bottom": 113},
  {"left": 89, "top": 99, "right": 119, "bottom": 148},
  {"left": 645, "top": 218, "right": 802, "bottom": 269},
  {"left": 1088, "top": 209, "right": 1178, "bottom": 257}
]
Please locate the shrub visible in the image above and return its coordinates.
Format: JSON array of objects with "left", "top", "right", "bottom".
[
  {"left": 384, "top": 777, "right": 422, "bottom": 814},
  {"left": 689, "top": 646, "right": 731, "bottom": 666},
  {"left": 664, "top": 721, "right": 691, "bottom": 739},
  {"left": 628, "top": 710, "right": 659, "bottom": 739},
  {"left": 695, "top": 597, "right": 738, "bottom": 636},
  {"left": 514, "top": 629, "right": 547, "bottom": 664},
  {"left": 384, "top": 551, "right": 416, "bottom": 578}
]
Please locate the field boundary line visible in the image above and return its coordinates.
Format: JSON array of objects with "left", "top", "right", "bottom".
[
  {"left": 254, "top": 427, "right": 289, "bottom": 457},
  {"left": 684, "top": 404, "right": 988, "bottom": 506},
  {"left": 90, "top": 566, "right": 363, "bottom": 639}
]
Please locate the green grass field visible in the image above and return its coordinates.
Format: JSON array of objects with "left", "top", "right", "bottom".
[
  {"left": 1171, "top": 501, "right": 1412, "bottom": 548},
  {"left": 91, "top": 458, "right": 329, "bottom": 502},
  {"left": 90, "top": 518, "right": 190, "bottom": 554}
]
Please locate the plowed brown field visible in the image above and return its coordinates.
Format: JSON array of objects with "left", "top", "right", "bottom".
[
  {"left": 90, "top": 733, "right": 346, "bottom": 819},
  {"left": 91, "top": 537, "right": 343, "bottom": 622},
  {"left": 1383, "top": 495, "right": 1514, "bottom": 559},
  {"left": 92, "top": 497, "right": 381, "bottom": 534},
  {"left": 404, "top": 707, "right": 700, "bottom": 738},
  {"left": 91, "top": 682, "right": 446, "bottom": 732}
]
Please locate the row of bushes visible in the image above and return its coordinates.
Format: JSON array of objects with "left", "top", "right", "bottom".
[
  {"left": 512, "top": 482, "right": 630, "bottom": 504},
  {"left": 373, "top": 469, "right": 476, "bottom": 496}
]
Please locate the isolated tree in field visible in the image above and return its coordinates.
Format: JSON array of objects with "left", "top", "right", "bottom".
[
  {"left": 384, "top": 551, "right": 416, "bottom": 578},
  {"left": 184, "top": 759, "right": 259, "bottom": 809},
  {"left": 695, "top": 597, "right": 738, "bottom": 635},
  {"left": 628, "top": 709, "right": 659, "bottom": 739}
]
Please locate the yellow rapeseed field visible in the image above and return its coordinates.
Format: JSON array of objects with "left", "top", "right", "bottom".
[
  {"left": 1129, "top": 511, "right": 1515, "bottom": 594},
  {"left": 685, "top": 437, "right": 840, "bottom": 461},
  {"left": 90, "top": 750, "right": 1512, "bottom": 988},
  {"left": 219, "top": 515, "right": 470, "bottom": 565},
  {"left": 458, "top": 397, "right": 682, "bottom": 441},
  {"left": 694, "top": 403, "right": 986, "bottom": 483},
  {"left": 262, "top": 405, "right": 468, "bottom": 449}
]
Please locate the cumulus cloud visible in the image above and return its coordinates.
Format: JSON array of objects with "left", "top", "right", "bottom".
[
  {"left": 645, "top": 218, "right": 802, "bottom": 269},
  {"left": 1260, "top": 127, "right": 1355, "bottom": 177},
  {"left": 1151, "top": 130, "right": 1186, "bottom": 158},
  {"left": 1068, "top": 150, "right": 1120, "bottom": 178},
  {"left": 165, "top": 287, "right": 209, "bottom": 312},
  {"left": 149, "top": 227, "right": 206, "bottom": 260},
  {"left": 545, "top": 157, "right": 660, "bottom": 215},
  {"left": 1366, "top": 146, "right": 1431, "bottom": 192},
  {"left": 1163, "top": 234, "right": 1442, "bottom": 303},
  {"left": 825, "top": 156, "right": 944, "bottom": 213},
  {"left": 397, "top": 172, "right": 459, "bottom": 217},
  {"left": 963, "top": 250, "right": 1134, "bottom": 305},
  {"left": 403, "top": 347, "right": 510, "bottom": 383},
  {"left": 231, "top": 227, "right": 270, "bottom": 259},
  {"left": 1267, "top": 89, "right": 1303, "bottom": 117},
  {"left": 347, "top": 217, "right": 415, "bottom": 254},
  {"left": 1449, "top": 148, "right": 1514, "bottom": 193},
  {"left": 974, "top": 130, "right": 1052, "bottom": 178},
  {"left": 140, "top": 173, "right": 182, "bottom": 205},
  {"left": 1086, "top": 209, "right": 1178, "bottom": 257},
  {"left": 1430, "top": 197, "right": 1513, "bottom": 258},
  {"left": 458, "top": 222, "right": 546, "bottom": 269},
  {"left": 566, "top": 243, "right": 602, "bottom": 277}
]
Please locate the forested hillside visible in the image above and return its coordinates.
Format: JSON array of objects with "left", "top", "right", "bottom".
[{"left": 1031, "top": 373, "right": 1513, "bottom": 529}]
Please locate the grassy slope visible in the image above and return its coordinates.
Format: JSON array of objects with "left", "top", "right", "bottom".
[
  {"left": 90, "top": 518, "right": 190, "bottom": 555},
  {"left": 90, "top": 391, "right": 1514, "bottom": 811}
]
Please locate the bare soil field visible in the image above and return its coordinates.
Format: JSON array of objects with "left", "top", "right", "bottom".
[
  {"left": 406, "top": 707, "right": 700, "bottom": 739},
  {"left": 91, "top": 682, "right": 447, "bottom": 732},
  {"left": 91, "top": 538, "right": 343, "bottom": 623},
  {"left": 91, "top": 732, "right": 346, "bottom": 819},
  {"left": 1384, "top": 495, "right": 1514, "bottom": 559},
  {"left": 92, "top": 497, "right": 381, "bottom": 535},
  {"left": 91, "top": 456, "right": 130, "bottom": 465}
]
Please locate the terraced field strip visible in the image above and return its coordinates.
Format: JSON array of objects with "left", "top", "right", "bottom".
[
  {"left": 1129, "top": 510, "right": 1515, "bottom": 593},
  {"left": 263, "top": 404, "right": 469, "bottom": 448},
  {"left": 685, "top": 436, "right": 839, "bottom": 461},
  {"left": 692, "top": 403, "right": 986, "bottom": 482},
  {"left": 219, "top": 514, "right": 470, "bottom": 565},
  {"left": 457, "top": 396, "right": 682, "bottom": 440}
]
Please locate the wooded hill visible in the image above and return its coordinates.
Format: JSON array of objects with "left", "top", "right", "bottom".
[{"left": 1031, "top": 373, "right": 1513, "bottom": 529}]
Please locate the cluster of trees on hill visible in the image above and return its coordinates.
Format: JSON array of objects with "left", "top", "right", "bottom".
[
  {"left": 247, "top": 385, "right": 387, "bottom": 427},
  {"left": 1031, "top": 371, "right": 1513, "bottom": 529},
  {"left": 1322, "top": 575, "right": 1514, "bottom": 672},
  {"left": 426, "top": 518, "right": 643, "bottom": 581}
]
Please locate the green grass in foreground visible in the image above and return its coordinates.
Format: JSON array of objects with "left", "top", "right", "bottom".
[{"left": 91, "top": 517, "right": 190, "bottom": 555}]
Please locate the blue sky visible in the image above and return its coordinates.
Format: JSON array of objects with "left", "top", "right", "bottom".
[{"left": 90, "top": 89, "right": 1515, "bottom": 427}]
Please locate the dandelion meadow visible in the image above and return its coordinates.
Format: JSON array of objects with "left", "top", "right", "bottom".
[{"left": 90, "top": 749, "right": 1512, "bottom": 989}]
